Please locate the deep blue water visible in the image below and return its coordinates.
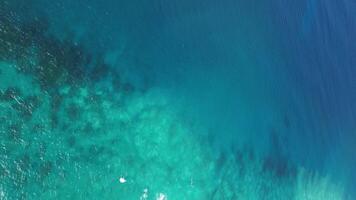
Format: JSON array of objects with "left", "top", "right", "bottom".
[{"left": 1, "top": 0, "right": 356, "bottom": 199}]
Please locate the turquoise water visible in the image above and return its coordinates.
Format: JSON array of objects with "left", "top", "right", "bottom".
[{"left": 1, "top": 0, "right": 355, "bottom": 199}]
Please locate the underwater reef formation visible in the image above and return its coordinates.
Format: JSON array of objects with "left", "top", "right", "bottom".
[{"left": 0, "top": 4, "right": 349, "bottom": 200}]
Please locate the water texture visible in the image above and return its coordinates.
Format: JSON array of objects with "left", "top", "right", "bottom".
[{"left": 0, "top": 0, "right": 355, "bottom": 199}]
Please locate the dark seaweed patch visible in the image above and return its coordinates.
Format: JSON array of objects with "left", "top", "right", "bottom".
[
  {"left": 234, "top": 150, "right": 243, "bottom": 165},
  {"left": 262, "top": 129, "right": 296, "bottom": 178},
  {"left": 0, "top": 9, "right": 126, "bottom": 93},
  {"left": 24, "top": 95, "right": 40, "bottom": 110},
  {"left": 36, "top": 51, "right": 67, "bottom": 89},
  {"left": 122, "top": 82, "right": 134, "bottom": 93},
  {"left": 216, "top": 152, "right": 226, "bottom": 171},
  {"left": 11, "top": 96, "right": 40, "bottom": 119},
  {"left": 67, "top": 136, "right": 76, "bottom": 147},
  {"left": 50, "top": 93, "right": 64, "bottom": 128},
  {"left": 88, "top": 145, "right": 98, "bottom": 156},
  {"left": 8, "top": 123, "right": 22, "bottom": 141},
  {"left": 55, "top": 40, "right": 90, "bottom": 78},
  {"left": 112, "top": 79, "right": 121, "bottom": 92},
  {"left": 38, "top": 143, "right": 47, "bottom": 159},
  {"left": 51, "top": 93, "right": 63, "bottom": 111},
  {"left": 0, "top": 12, "right": 46, "bottom": 62},
  {"left": 66, "top": 103, "right": 82, "bottom": 121},
  {"left": 0, "top": 13, "right": 90, "bottom": 89},
  {"left": 39, "top": 161, "right": 52, "bottom": 177},
  {"left": 12, "top": 166, "right": 28, "bottom": 189},
  {"left": 263, "top": 156, "right": 289, "bottom": 178},
  {"left": 89, "top": 59, "right": 111, "bottom": 81},
  {"left": 83, "top": 123, "right": 95, "bottom": 135},
  {"left": 32, "top": 123, "right": 46, "bottom": 134},
  {"left": 0, "top": 162, "right": 9, "bottom": 177},
  {"left": 86, "top": 93, "right": 102, "bottom": 108},
  {"left": 0, "top": 87, "right": 22, "bottom": 101},
  {"left": 50, "top": 113, "right": 59, "bottom": 128},
  {"left": 18, "top": 154, "right": 31, "bottom": 171},
  {"left": 21, "top": 17, "right": 50, "bottom": 46}
]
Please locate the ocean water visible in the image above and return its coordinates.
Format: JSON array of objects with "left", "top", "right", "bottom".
[{"left": 1, "top": 0, "right": 355, "bottom": 199}]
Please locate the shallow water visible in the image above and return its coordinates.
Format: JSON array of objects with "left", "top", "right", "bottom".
[{"left": 1, "top": 0, "right": 355, "bottom": 199}]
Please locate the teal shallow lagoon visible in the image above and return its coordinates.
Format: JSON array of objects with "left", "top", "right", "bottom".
[{"left": 1, "top": 0, "right": 355, "bottom": 199}]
